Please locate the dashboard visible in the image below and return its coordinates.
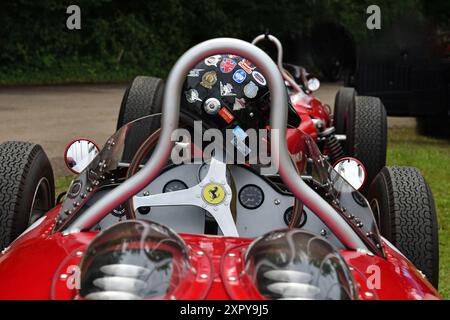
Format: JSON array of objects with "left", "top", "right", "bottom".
[{"left": 93, "top": 164, "right": 343, "bottom": 249}]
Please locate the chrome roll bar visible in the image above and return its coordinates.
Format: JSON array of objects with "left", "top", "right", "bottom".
[
  {"left": 251, "top": 34, "right": 303, "bottom": 93},
  {"left": 251, "top": 34, "right": 284, "bottom": 70},
  {"left": 67, "top": 38, "right": 366, "bottom": 251}
]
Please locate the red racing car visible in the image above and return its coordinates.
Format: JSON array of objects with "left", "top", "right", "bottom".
[{"left": 0, "top": 37, "right": 439, "bottom": 300}]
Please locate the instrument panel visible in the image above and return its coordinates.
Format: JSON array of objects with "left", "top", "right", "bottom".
[{"left": 94, "top": 164, "right": 343, "bottom": 248}]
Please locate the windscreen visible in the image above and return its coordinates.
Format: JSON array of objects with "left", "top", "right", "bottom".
[
  {"left": 56, "top": 114, "right": 383, "bottom": 255},
  {"left": 56, "top": 115, "right": 161, "bottom": 230},
  {"left": 300, "top": 134, "right": 384, "bottom": 255},
  {"left": 78, "top": 220, "right": 190, "bottom": 300}
]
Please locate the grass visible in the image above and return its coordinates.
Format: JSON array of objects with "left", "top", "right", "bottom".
[
  {"left": 54, "top": 127, "right": 450, "bottom": 298},
  {"left": 55, "top": 175, "right": 74, "bottom": 196}
]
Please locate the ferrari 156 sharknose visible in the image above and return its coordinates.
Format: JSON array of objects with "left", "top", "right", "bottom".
[{"left": 0, "top": 36, "right": 439, "bottom": 300}]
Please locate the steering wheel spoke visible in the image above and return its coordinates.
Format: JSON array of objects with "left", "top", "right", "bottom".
[
  {"left": 203, "top": 203, "right": 239, "bottom": 237},
  {"left": 132, "top": 153, "right": 239, "bottom": 237},
  {"left": 201, "top": 154, "right": 228, "bottom": 185},
  {"left": 133, "top": 185, "right": 202, "bottom": 208}
]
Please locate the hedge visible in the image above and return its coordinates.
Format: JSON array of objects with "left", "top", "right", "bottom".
[{"left": 0, "top": 0, "right": 440, "bottom": 85}]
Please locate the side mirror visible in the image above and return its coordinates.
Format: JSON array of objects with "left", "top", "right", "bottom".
[
  {"left": 307, "top": 77, "right": 320, "bottom": 92},
  {"left": 333, "top": 157, "right": 366, "bottom": 191},
  {"left": 64, "top": 139, "right": 99, "bottom": 174}
]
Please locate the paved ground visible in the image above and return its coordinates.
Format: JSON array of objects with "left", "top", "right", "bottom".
[
  {"left": 0, "top": 83, "right": 416, "bottom": 175},
  {"left": 0, "top": 84, "right": 125, "bottom": 175}
]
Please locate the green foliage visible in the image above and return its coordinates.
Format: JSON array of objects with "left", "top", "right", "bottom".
[
  {"left": 422, "top": 0, "right": 450, "bottom": 29},
  {"left": 0, "top": 0, "right": 446, "bottom": 84},
  {"left": 0, "top": 0, "right": 190, "bottom": 83}
]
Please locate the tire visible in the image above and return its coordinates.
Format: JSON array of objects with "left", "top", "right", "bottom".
[
  {"left": 346, "top": 96, "right": 387, "bottom": 192},
  {"left": 334, "top": 87, "right": 356, "bottom": 133},
  {"left": 117, "top": 76, "right": 165, "bottom": 130},
  {"left": 368, "top": 167, "right": 439, "bottom": 288},
  {"left": 117, "top": 76, "right": 165, "bottom": 162},
  {"left": 0, "top": 141, "right": 55, "bottom": 250}
]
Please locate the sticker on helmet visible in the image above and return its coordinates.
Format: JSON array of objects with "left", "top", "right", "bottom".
[
  {"left": 220, "top": 82, "right": 236, "bottom": 96},
  {"left": 244, "top": 81, "right": 259, "bottom": 98},
  {"left": 205, "top": 55, "right": 221, "bottom": 67},
  {"left": 233, "top": 97, "right": 246, "bottom": 110},
  {"left": 238, "top": 59, "right": 256, "bottom": 74},
  {"left": 204, "top": 98, "right": 221, "bottom": 115},
  {"left": 252, "top": 71, "right": 267, "bottom": 86},
  {"left": 231, "top": 125, "right": 251, "bottom": 156},
  {"left": 220, "top": 58, "right": 237, "bottom": 73},
  {"left": 218, "top": 107, "right": 235, "bottom": 123},
  {"left": 200, "top": 71, "right": 217, "bottom": 89},
  {"left": 188, "top": 69, "right": 204, "bottom": 77},
  {"left": 185, "top": 89, "right": 202, "bottom": 103},
  {"left": 232, "top": 125, "right": 248, "bottom": 141},
  {"left": 233, "top": 69, "right": 247, "bottom": 84}
]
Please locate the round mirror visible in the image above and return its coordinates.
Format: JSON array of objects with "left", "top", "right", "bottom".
[
  {"left": 333, "top": 157, "right": 366, "bottom": 190},
  {"left": 64, "top": 139, "right": 99, "bottom": 174},
  {"left": 307, "top": 78, "right": 320, "bottom": 91}
]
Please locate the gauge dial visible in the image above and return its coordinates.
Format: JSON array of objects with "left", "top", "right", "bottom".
[
  {"left": 67, "top": 180, "right": 82, "bottom": 199},
  {"left": 239, "top": 184, "right": 264, "bottom": 209},
  {"left": 283, "top": 206, "right": 307, "bottom": 227},
  {"left": 111, "top": 204, "right": 126, "bottom": 217},
  {"left": 163, "top": 180, "right": 188, "bottom": 193}
]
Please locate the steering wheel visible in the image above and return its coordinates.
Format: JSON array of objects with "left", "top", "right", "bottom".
[
  {"left": 131, "top": 151, "right": 239, "bottom": 237},
  {"left": 124, "top": 115, "right": 239, "bottom": 237},
  {"left": 124, "top": 116, "right": 303, "bottom": 235}
]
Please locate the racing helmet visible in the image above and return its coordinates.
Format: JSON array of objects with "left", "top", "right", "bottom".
[{"left": 182, "top": 54, "right": 271, "bottom": 131}]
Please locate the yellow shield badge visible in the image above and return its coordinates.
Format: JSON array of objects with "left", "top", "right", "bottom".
[{"left": 202, "top": 184, "right": 226, "bottom": 205}]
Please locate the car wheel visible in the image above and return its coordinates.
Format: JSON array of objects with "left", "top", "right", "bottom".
[
  {"left": 346, "top": 96, "right": 387, "bottom": 192},
  {"left": 117, "top": 76, "right": 165, "bottom": 129},
  {"left": 0, "top": 141, "right": 55, "bottom": 250},
  {"left": 333, "top": 87, "right": 356, "bottom": 134},
  {"left": 117, "top": 76, "right": 165, "bottom": 162},
  {"left": 368, "top": 166, "right": 439, "bottom": 288}
]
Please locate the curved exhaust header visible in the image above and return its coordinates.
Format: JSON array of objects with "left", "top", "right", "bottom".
[{"left": 68, "top": 38, "right": 366, "bottom": 251}]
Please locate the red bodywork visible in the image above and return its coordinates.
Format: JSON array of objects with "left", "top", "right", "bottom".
[
  {"left": 290, "top": 91, "right": 331, "bottom": 143},
  {"left": 0, "top": 205, "right": 440, "bottom": 300}
]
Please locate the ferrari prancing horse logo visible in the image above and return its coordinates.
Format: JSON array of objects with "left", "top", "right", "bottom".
[{"left": 202, "top": 184, "right": 226, "bottom": 205}]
